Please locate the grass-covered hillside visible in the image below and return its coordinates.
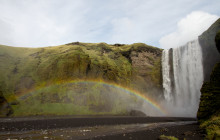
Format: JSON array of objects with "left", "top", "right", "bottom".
[{"left": 0, "top": 42, "right": 162, "bottom": 116}]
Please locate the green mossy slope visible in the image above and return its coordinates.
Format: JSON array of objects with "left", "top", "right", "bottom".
[
  {"left": 197, "top": 63, "right": 220, "bottom": 120},
  {"left": 0, "top": 42, "right": 162, "bottom": 116}
]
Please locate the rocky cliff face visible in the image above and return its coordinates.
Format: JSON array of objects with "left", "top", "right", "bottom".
[
  {"left": 0, "top": 42, "right": 162, "bottom": 116},
  {"left": 197, "top": 62, "right": 220, "bottom": 120},
  {"left": 199, "top": 18, "right": 220, "bottom": 81},
  {"left": 215, "top": 30, "right": 220, "bottom": 53},
  {"left": 0, "top": 91, "right": 12, "bottom": 117},
  {"left": 129, "top": 43, "right": 162, "bottom": 97},
  {"left": 197, "top": 30, "right": 220, "bottom": 139},
  {"left": 198, "top": 29, "right": 220, "bottom": 120}
]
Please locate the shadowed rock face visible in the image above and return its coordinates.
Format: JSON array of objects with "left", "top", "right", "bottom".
[
  {"left": 199, "top": 18, "right": 220, "bottom": 82},
  {"left": 0, "top": 90, "right": 13, "bottom": 117},
  {"left": 197, "top": 62, "right": 220, "bottom": 120},
  {"left": 215, "top": 30, "right": 220, "bottom": 53},
  {"left": 197, "top": 32, "right": 220, "bottom": 120},
  {"left": 129, "top": 110, "right": 147, "bottom": 116}
]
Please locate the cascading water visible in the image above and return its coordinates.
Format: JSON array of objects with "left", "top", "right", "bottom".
[
  {"left": 162, "top": 39, "right": 204, "bottom": 117},
  {"left": 162, "top": 50, "right": 172, "bottom": 102}
]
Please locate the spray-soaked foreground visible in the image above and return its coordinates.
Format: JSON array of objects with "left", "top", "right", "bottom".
[{"left": 0, "top": 116, "right": 203, "bottom": 139}]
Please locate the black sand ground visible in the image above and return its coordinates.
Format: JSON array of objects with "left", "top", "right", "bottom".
[
  {"left": 0, "top": 116, "right": 204, "bottom": 140},
  {"left": 89, "top": 122, "right": 204, "bottom": 140},
  {"left": 0, "top": 116, "right": 196, "bottom": 131}
]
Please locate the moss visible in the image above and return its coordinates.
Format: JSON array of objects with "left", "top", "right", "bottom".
[
  {"left": 150, "top": 57, "right": 162, "bottom": 87},
  {"left": 198, "top": 62, "right": 220, "bottom": 139},
  {"left": 11, "top": 81, "right": 140, "bottom": 116},
  {"left": 200, "top": 114, "right": 220, "bottom": 140},
  {"left": 159, "top": 135, "right": 178, "bottom": 140},
  {"left": 0, "top": 42, "right": 162, "bottom": 116},
  {"left": 198, "top": 63, "right": 220, "bottom": 121},
  {"left": 197, "top": 27, "right": 220, "bottom": 138},
  {"left": 131, "top": 43, "right": 162, "bottom": 55}
]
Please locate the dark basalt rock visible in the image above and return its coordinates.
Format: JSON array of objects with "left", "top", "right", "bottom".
[
  {"left": 0, "top": 91, "right": 13, "bottom": 117},
  {"left": 199, "top": 18, "right": 220, "bottom": 81},
  {"left": 66, "top": 41, "right": 80, "bottom": 45},
  {"left": 197, "top": 62, "right": 220, "bottom": 120},
  {"left": 215, "top": 30, "right": 220, "bottom": 53},
  {"left": 121, "top": 50, "right": 132, "bottom": 63},
  {"left": 198, "top": 30, "right": 220, "bottom": 121},
  {"left": 129, "top": 110, "right": 147, "bottom": 117},
  {"left": 113, "top": 43, "right": 125, "bottom": 46}
]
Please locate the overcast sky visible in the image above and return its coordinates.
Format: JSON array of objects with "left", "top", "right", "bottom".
[{"left": 0, "top": 0, "right": 219, "bottom": 49}]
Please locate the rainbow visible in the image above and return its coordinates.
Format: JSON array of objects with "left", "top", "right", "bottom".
[{"left": 16, "top": 79, "right": 167, "bottom": 115}]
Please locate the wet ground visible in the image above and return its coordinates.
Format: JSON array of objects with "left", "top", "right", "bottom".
[{"left": 0, "top": 116, "right": 204, "bottom": 140}]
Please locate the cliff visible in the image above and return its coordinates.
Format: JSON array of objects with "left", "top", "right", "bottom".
[
  {"left": 199, "top": 18, "right": 220, "bottom": 81},
  {"left": 0, "top": 42, "right": 162, "bottom": 116},
  {"left": 197, "top": 30, "right": 220, "bottom": 139},
  {"left": 197, "top": 62, "right": 220, "bottom": 120},
  {"left": 215, "top": 30, "right": 220, "bottom": 53}
]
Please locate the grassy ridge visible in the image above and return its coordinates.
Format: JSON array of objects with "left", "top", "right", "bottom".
[{"left": 0, "top": 42, "right": 162, "bottom": 116}]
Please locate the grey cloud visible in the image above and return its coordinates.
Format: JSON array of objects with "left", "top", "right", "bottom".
[{"left": 0, "top": 0, "right": 219, "bottom": 47}]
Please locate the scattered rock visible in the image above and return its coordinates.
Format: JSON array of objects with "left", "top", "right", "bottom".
[
  {"left": 66, "top": 42, "right": 80, "bottom": 45},
  {"left": 0, "top": 89, "right": 13, "bottom": 117},
  {"left": 183, "top": 131, "right": 193, "bottom": 136},
  {"left": 129, "top": 110, "right": 146, "bottom": 116},
  {"left": 160, "top": 128, "right": 168, "bottom": 132},
  {"left": 80, "top": 129, "right": 91, "bottom": 132},
  {"left": 113, "top": 43, "right": 125, "bottom": 46}
]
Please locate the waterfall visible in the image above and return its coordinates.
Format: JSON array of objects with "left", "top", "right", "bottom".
[
  {"left": 162, "top": 39, "right": 204, "bottom": 117},
  {"left": 162, "top": 50, "right": 172, "bottom": 102}
]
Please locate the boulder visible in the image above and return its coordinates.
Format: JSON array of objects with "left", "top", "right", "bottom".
[{"left": 129, "top": 110, "right": 147, "bottom": 117}]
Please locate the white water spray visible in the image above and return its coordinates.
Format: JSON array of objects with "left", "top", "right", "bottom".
[
  {"left": 162, "top": 50, "right": 172, "bottom": 102},
  {"left": 162, "top": 39, "right": 204, "bottom": 117}
]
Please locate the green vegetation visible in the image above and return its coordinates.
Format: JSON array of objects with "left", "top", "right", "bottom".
[
  {"left": 148, "top": 57, "right": 162, "bottom": 88},
  {"left": 159, "top": 135, "right": 178, "bottom": 140},
  {"left": 197, "top": 62, "right": 220, "bottom": 139},
  {"left": 197, "top": 25, "right": 220, "bottom": 139},
  {"left": 197, "top": 62, "right": 220, "bottom": 120},
  {"left": 11, "top": 81, "right": 139, "bottom": 116},
  {"left": 200, "top": 114, "right": 220, "bottom": 140},
  {"left": 0, "top": 42, "right": 162, "bottom": 116}
]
